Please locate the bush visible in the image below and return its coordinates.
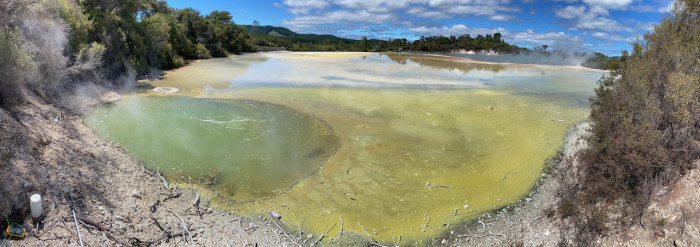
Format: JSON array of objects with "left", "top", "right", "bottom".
[
  {"left": 0, "top": 27, "right": 36, "bottom": 104},
  {"left": 585, "top": 0, "right": 700, "bottom": 205},
  {"left": 560, "top": 199, "right": 577, "bottom": 218},
  {"left": 195, "top": 43, "right": 211, "bottom": 59}
]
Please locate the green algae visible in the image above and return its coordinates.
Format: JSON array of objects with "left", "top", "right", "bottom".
[{"left": 88, "top": 52, "right": 603, "bottom": 245}]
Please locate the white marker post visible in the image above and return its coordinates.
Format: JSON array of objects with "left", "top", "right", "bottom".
[{"left": 30, "top": 194, "right": 42, "bottom": 218}]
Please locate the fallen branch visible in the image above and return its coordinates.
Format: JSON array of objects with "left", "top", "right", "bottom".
[
  {"left": 272, "top": 227, "right": 281, "bottom": 244},
  {"left": 311, "top": 223, "right": 336, "bottom": 246},
  {"left": 358, "top": 222, "right": 375, "bottom": 242},
  {"left": 193, "top": 193, "right": 200, "bottom": 208},
  {"left": 157, "top": 171, "right": 171, "bottom": 190},
  {"left": 62, "top": 215, "right": 128, "bottom": 246},
  {"left": 150, "top": 192, "right": 182, "bottom": 213},
  {"left": 271, "top": 218, "right": 302, "bottom": 247},
  {"left": 72, "top": 209, "right": 84, "bottom": 247},
  {"left": 173, "top": 213, "right": 194, "bottom": 247}
]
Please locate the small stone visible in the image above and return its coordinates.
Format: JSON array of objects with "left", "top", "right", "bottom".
[
  {"left": 53, "top": 118, "right": 58, "bottom": 123},
  {"left": 525, "top": 198, "right": 532, "bottom": 202},
  {"left": 441, "top": 239, "right": 448, "bottom": 244},
  {"left": 307, "top": 234, "right": 313, "bottom": 239},
  {"left": 450, "top": 231, "right": 455, "bottom": 235},
  {"left": 131, "top": 190, "right": 141, "bottom": 198}
]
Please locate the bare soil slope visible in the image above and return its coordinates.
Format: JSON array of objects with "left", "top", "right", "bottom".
[{"left": 0, "top": 95, "right": 298, "bottom": 246}]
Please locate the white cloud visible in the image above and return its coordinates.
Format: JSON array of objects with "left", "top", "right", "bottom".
[
  {"left": 575, "top": 16, "right": 632, "bottom": 32},
  {"left": 582, "top": 0, "right": 634, "bottom": 10},
  {"left": 555, "top": 5, "right": 586, "bottom": 19},
  {"left": 282, "top": 0, "right": 330, "bottom": 14},
  {"left": 590, "top": 32, "right": 634, "bottom": 42},
  {"left": 631, "top": 0, "right": 675, "bottom": 13},
  {"left": 279, "top": 0, "right": 520, "bottom": 27},
  {"left": 282, "top": 10, "right": 398, "bottom": 29},
  {"left": 489, "top": 14, "right": 516, "bottom": 21}
]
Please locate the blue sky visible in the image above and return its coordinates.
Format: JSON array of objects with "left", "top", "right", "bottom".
[{"left": 166, "top": 0, "right": 674, "bottom": 55}]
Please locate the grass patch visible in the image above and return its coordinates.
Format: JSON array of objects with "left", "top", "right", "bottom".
[{"left": 560, "top": 199, "right": 576, "bottom": 218}]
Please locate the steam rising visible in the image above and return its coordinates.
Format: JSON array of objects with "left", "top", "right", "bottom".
[
  {"left": 0, "top": 0, "right": 135, "bottom": 112},
  {"left": 448, "top": 51, "right": 593, "bottom": 67}
]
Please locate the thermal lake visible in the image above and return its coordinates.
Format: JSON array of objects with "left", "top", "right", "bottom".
[{"left": 86, "top": 52, "right": 603, "bottom": 245}]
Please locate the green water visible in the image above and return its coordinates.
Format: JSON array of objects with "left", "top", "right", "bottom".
[
  {"left": 87, "top": 52, "right": 604, "bottom": 245},
  {"left": 87, "top": 97, "right": 338, "bottom": 201}
]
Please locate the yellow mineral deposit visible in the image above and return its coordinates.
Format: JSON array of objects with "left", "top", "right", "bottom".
[{"left": 90, "top": 52, "right": 603, "bottom": 245}]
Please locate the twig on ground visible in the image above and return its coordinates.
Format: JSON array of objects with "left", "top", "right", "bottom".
[
  {"left": 157, "top": 171, "right": 171, "bottom": 190},
  {"left": 150, "top": 192, "right": 182, "bottom": 213},
  {"left": 271, "top": 218, "right": 302, "bottom": 247},
  {"left": 358, "top": 222, "right": 375, "bottom": 242},
  {"left": 174, "top": 213, "right": 194, "bottom": 247},
  {"left": 311, "top": 223, "right": 336, "bottom": 246},
  {"left": 272, "top": 227, "right": 281, "bottom": 244},
  {"left": 72, "top": 209, "right": 84, "bottom": 247}
]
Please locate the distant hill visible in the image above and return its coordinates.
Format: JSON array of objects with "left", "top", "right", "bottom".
[
  {"left": 244, "top": 25, "right": 297, "bottom": 37},
  {"left": 243, "top": 25, "right": 383, "bottom": 43}
]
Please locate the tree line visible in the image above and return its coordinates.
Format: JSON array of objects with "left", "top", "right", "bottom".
[{"left": 253, "top": 30, "right": 524, "bottom": 53}]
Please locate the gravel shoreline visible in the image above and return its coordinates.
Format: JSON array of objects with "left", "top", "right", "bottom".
[{"left": 438, "top": 121, "right": 593, "bottom": 247}]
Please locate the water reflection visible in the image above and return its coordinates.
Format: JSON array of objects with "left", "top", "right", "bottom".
[{"left": 384, "top": 53, "right": 506, "bottom": 73}]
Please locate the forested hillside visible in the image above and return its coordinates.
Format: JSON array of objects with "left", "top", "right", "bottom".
[{"left": 0, "top": 0, "right": 254, "bottom": 105}]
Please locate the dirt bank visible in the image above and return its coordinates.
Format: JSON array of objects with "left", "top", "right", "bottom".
[{"left": 0, "top": 94, "right": 302, "bottom": 246}]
